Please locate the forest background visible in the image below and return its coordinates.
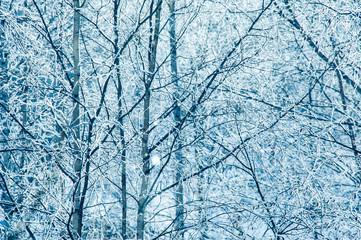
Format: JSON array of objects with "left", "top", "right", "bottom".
[{"left": 1, "top": 0, "right": 361, "bottom": 239}]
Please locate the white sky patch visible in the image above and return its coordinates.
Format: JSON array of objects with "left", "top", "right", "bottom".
[{"left": 151, "top": 155, "right": 161, "bottom": 165}]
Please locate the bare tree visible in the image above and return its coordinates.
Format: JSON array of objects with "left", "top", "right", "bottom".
[
  {"left": 168, "top": 0, "right": 185, "bottom": 238},
  {"left": 137, "top": 1, "right": 162, "bottom": 239},
  {"left": 1, "top": 0, "right": 361, "bottom": 239}
]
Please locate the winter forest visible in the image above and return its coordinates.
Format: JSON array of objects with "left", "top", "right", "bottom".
[{"left": 1, "top": 0, "right": 361, "bottom": 239}]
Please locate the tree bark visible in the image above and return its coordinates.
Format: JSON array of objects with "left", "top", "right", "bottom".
[
  {"left": 169, "top": 1, "right": 185, "bottom": 238},
  {"left": 71, "top": 0, "right": 82, "bottom": 238},
  {"left": 113, "top": 0, "right": 128, "bottom": 238},
  {"left": 137, "top": 1, "right": 162, "bottom": 239}
]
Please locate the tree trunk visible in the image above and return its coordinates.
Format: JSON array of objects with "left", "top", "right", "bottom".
[
  {"left": 113, "top": 0, "right": 128, "bottom": 238},
  {"left": 137, "top": 1, "right": 162, "bottom": 239},
  {"left": 196, "top": 142, "right": 208, "bottom": 240},
  {"left": 20, "top": 84, "right": 27, "bottom": 169},
  {"left": 169, "top": 1, "right": 185, "bottom": 238},
  {"left": 0, "top": 5, "right": 13, "bottom": 234},
  {"left": 71, "top": 0, "right": 82, "bottom": 238}
]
